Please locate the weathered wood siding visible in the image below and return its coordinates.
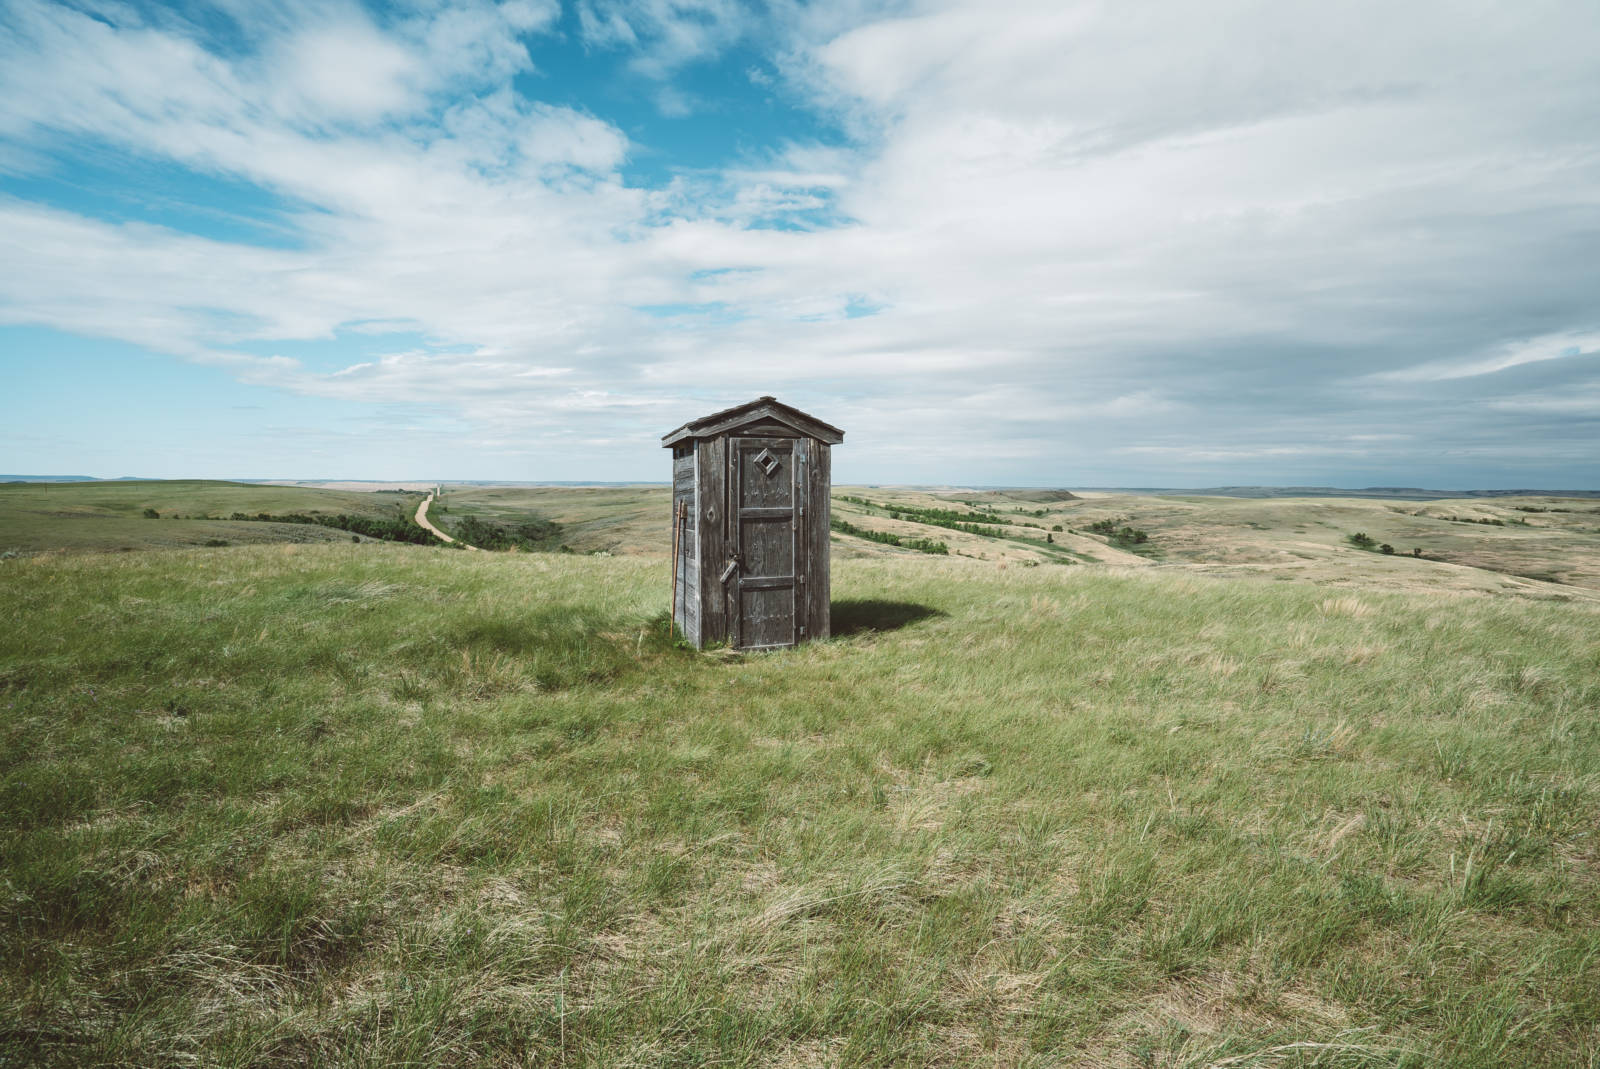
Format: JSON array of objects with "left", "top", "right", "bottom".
[
  {"left": 730, "top": 436, "right": 798, "bottom": 649},
  {"left": 695, "top": 437, "right": 728, "bottom": 646},
  {"left": 803, "top": 438, "right": 831, "bottom": 641},
  {"left": 672, "top": 449, "right": 700, "bottom": 646},
  {"left": 665, "top": 399, "right": 839, "bottom": 651}
]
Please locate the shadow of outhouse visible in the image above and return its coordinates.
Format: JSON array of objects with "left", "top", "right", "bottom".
[{"left": 829, "top": 599, "right": 944, "bottom": 637}]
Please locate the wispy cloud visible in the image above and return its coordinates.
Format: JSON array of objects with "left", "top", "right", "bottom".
[
  {"left": 575, "top": 0, "right": 753, "bottom": 78},
  {"left": 1365, "top": 330, "right": 1600, "bottom": 384}
]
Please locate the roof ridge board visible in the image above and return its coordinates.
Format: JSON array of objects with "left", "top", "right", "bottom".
[{"left": 661, "top": 397, "right": 844, "bottom": 446}]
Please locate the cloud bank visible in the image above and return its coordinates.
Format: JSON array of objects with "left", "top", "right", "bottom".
[{"left": 3, "top": 0, "right": 1598, "bottom": 483}]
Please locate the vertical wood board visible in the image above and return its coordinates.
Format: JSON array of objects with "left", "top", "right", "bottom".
[
  {"left": 672, "top": 451, "right": 698, "bottom": 646},
  {"left": 805, "top": 439, "right": 831, "bottom": 641},
  {"left": 695, "top": 437, "right": 728, "bottom": 647}
]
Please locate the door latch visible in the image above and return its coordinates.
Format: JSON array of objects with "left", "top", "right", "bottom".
[{"left": 719, "top": 556, "right": 739, "bottom": 583}]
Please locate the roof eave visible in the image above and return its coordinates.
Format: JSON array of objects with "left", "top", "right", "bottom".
[{"left": 660, "top": 397, "right": 844, "bottom": 447}]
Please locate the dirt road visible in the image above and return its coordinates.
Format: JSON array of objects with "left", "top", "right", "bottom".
[{"left": 415, "top": 494, "right": 480, "bottom": 551}]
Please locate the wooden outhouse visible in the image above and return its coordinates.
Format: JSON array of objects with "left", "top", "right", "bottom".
[{"left": 663, "top": 397, "right": 844, "bottom": 650}]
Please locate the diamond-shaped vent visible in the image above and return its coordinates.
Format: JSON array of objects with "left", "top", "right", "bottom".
[{"left": 754, "top": 448, "right": 781, "bottom": 477}]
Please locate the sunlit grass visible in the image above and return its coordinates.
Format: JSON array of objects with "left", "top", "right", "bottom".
[{"left": 2, "top": 545, "right": 1598, "bottom": 1066}]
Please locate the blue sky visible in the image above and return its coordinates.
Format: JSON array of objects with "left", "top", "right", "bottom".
[{"left": 3, "top": 0, "right": 1598, "bottom": 486}]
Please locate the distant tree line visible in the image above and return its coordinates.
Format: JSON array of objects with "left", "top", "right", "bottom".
[
  {"left": 831, "top": 518, "right": 949, "bottom": 554},
  {"left": 840, "top": 495, "right": 1050, "bottom": 531},
  {"left": 229, "top": 512, "right": 435, "bottom": 545},
  {"left": 1444, "top": 515, "right": 1523, "bottom": 527}
]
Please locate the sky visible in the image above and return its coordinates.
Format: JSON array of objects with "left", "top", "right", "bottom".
[{"left": 2, "top": 0, "right": 1598, "bottom": 487}]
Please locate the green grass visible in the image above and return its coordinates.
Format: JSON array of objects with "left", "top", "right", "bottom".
[
  {"left": 0, "top": 481, "right": 425, "bottom": 557},
  {"left": 427, "top": 486, "right": 669, "bottom": 557},
  {"left": 2, "top": 547, "right": 1600, "bottom": 1066}
]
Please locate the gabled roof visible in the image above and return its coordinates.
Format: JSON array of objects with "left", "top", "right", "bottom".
[{"left": 661, "top": 396, "right": 845, "bottom": 447}]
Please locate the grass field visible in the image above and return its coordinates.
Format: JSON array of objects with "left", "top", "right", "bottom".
[
  {"left": 10, "top": 480, "right": 1600, "bottom": 607},
  {"left": 425, "top": 486, "right": 670, "bottom": 555},
  {"left": 827, "top": 488, "right": 1600, "bottom": 601},
  {"left": 0, "top": 481, "right": 426, "bottom": 557},
  {"left": 3, "top": 537, "right": 1599, "bottom": 1066}
]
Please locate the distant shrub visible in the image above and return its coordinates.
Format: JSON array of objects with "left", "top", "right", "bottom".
[
  {"left": 1380, "top": 543, "right": 1395, "bottom": 554},
  {"left": 1348, "top": 532, "right": 1377, "bottom": 549},
  {"left": 351, "top": 535, "right": 360, "bottom": 543},
  {"left": 445, "top": 513, "right": 563, "bottom": 551},
  {"left": 1052, "top": 524, "right": 1063, "bottom": 532},
  {"left": 1088, "top": 518, "right": 1149, "bottom": 546},
  {"left": 142, "top": 508, "right": 159, "bottom": 519},
  {"left": 203, "top": 539, "right": 229, "bottom": 547},
  {"left": 1413, "top": 547, "right": 1423, "bottom": 557}
]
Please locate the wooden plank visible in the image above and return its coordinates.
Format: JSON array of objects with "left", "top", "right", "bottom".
[
  {"left": 727, "top": 418, "right": 808, "bottom": 438},
  {"left": 732, "top": 436, "right": 799, "bottom": 649},
  {"left": 696, "top": 437, "right": 728, "bottom": 647},
  {"left": 739, "top": 574, "right": 796, "bottom": 590},
  {"left": 733, "top": 437, "right": 795, "bottom": 511},
  {"left": 733, "top": 440, "right": 743, "bottom": 649},
  {"left": 670, "top": 439, "right": 698, "bottom": 644},
  {"left": 794, "top": 437, "right": 809, "bottom": 641},
  {"left": 683, "top": 483, "right": 699, "bottom": 646},
  {"left": 661, "top": 398, "right": 845, "bottom": 447},
  {"left": 805, "top": 438, "right": 831, "bottom": 641},
  {"left": 738, "top": 585, "right": 795, "bottom": 647}
]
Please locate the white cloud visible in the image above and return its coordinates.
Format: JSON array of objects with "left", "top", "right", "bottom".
[
  {"left": 2, "top": 0, "right": 1599, "bottom": 482},
  {"left": 1365, "top": 330, "right": 1600, "bottom": 384},
  {"left": 576, "top": 0, "right": 752, "bottom": 78},
  {"left": 267, "top": 16, "right": 422, "bottom": 122}
]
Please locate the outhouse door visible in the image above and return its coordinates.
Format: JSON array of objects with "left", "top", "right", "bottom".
[{"left": 730, "top": 436, "right": 801, "bottom": 649}]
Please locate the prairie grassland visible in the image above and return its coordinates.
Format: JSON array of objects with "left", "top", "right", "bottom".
[
  {"left": 3, "top": 544, "right": 1599, "bottom": 1066},
  {"left": 0, "top": 481, "right": 425, "bottom": 557},
  {"left": 429, "top": 485, "right": 671, "bottom": 556},
  {"left": 1057, "top": 493, "right": 1600, "bottom": 597},
  {"left": 827, "top": 488, "right": 1600, "bottom": 601},
  {"left": 11, "top": 481, "right": 1600, "bottom": 608}
]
